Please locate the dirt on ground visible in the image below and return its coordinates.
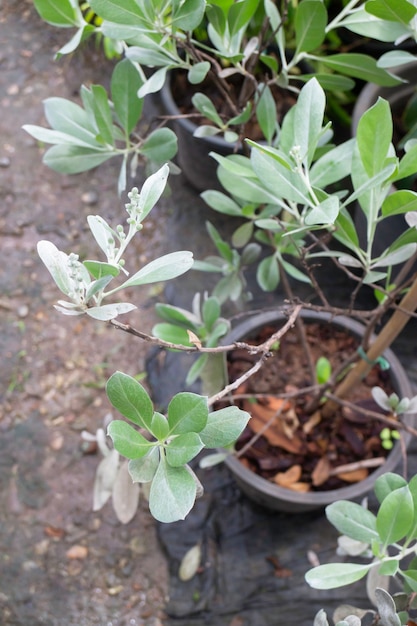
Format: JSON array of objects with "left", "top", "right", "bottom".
[{"left": 0, "top": 3, "right": 171, "bottom": 624}]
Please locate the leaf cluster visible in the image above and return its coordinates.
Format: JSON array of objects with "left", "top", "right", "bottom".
[
  {"left": 306, "top": 473, "right": 417, "bottom": 625},
  {"left": 106, "top": 371, "right": 250, "bottom": 522},
  {"left": 37, "top": 165, "right": 193, "bottom": 320}
]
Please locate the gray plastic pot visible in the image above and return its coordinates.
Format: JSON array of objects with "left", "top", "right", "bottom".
[{"left": 223, "top": 309, "right": 415, "bottom": 513}]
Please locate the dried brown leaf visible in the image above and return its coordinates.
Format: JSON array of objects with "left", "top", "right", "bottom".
[{"left": 312, "top": 457, "right": 331, "bottom": 487}]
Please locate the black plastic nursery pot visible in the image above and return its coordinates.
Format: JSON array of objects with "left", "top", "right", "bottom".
[
  {"left": 222, "top": 309, "right": 415, "bottom": 513},
  {"left": 160, "top": 74, "right": 241, "bottom": 193}
]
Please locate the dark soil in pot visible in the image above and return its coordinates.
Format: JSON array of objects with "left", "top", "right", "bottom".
[
  {"left": 219, "top": 310, "right": 414, "bottom": 512},
  {"left": 222, "top": 320, "right": 393, "bottom": 491}
]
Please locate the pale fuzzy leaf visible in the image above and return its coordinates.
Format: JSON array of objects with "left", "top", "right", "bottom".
[
  {"left": 305, "top": 562, "right": 373, "bottom": 589},
  {"left": 122, "top": 251, "right": 194, "bottom": 288},
  {"left": 367, "top": 565, "right": 390, "bottom": 609},
  {"left": 333, "top": 606, "right": 373, "bottom": 625},
  {"left": 149, "top": 458, "right": 197, "bottom": 522},
  {"left": 112, "top": 460, "right": 140, "bottom": 524},
  {"left": 337, "top": 535, "right": 370, "bottom": 557},
  {"left": 93, "top": 449, "right": 120, "bottom": 511},
  {"left": 37, "top": 240, "right": 74, "bottom": 296},
  {"left": 86, "top": 302, "right": 137, "bottom": 321},
  {"left": 178, "top": 544, "right": 201, "bottom": 581},
  {"left": 314, "top": 609, "right": 330, "bottom": 626},
  {"left": 374, "top": 588, "right": 401, "bottom": 626},
  {"left": 372, "top": 387, "right": 390, "bottom": 411},
  {"left": 199, "top": 452, "right": 228, "bottom": 468},
  {"left": 54, "top": 304, "right": 84, "bottom": 316},
  {"left": 405, "top": 211, "right": 417, "bottom": 228}
]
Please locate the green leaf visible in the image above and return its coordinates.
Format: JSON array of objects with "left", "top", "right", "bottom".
[
  {"left": 140, "top": 128, "right": 178, "bottom": 163},
  {"left": 83, "top": 260, "right": 120, "bottom": 279},
  {"left": 192, "top": 93, "right": 224, "bottom": 128},
  {"left": 310, "top": 139, "right": 355, "bottom": 188},
  {"left": 185, "top": 354, "right": 209, "bottom": 386},
  {"left": 402, "top": 569, "right": 417, "bottom": 593},
  {"left": 166, "top": 433, "right": 204, "bottom": 467},
  {"left": 152, "top": 323, "right": 194, "bottom": 345},
  {"left": 305, "top": 562, "right": 373, "bottom": 590},
  {"left": 357, "top": 98, "right": 392, "bottom": 178},
  {"left": 149, "top": 456, "right": 197, "bottom": 522},
  {"left": 333, "top": 208, "right": 360, "bottom": 252},
  {"left": 107, "top": 420, "right": 154, "bottom": 459},
  {"left": 172, "top": 0, "right": 206, "bottom": 30},
  {"left": 316, "top": 356, "right": 332, "bottom": 384},
  {"left": 56, "top": 24, "right": 94, "bottom": 57},
  {"left": 365, "top": 0, "right": 417, "bottom": 24},
  {"left": 111, "top": 59, "right": 144, "bottom": 135},
  {"left": 149, "top": 411, "right": 169, "bottom": 441},
  {"left": 199, "top": 406, "right": 250, "bottom": 448},
  {"left": 251, "top": 146, "right": 311, "bottom": 204},
  {"left": 295, "top": 0, "right": 327, "bottom": 54},
  {"left": 305, "top": 196, "right": 339, "bottom": 226},
  {"left": 91, "top": 85, "right": 115, "bottom": 145},
  {"left": 89, "top": 0, "right": 145, "bottom": 24},
  {"left": 43, "top": 144, "right": 114, "bottom": 174},
  {"left": 256, "top": 84, "right": 277, "bottom": 144},
  {"left": 294, "top": 77, "right": 326, "bottom": 166},
  {"left": 167, "top": 393, "right": 208, "bottom": 435},
  {"left": 257, "top": 255, "right": 280, "bottom": 291},
  {"left": 319, "top": 54, "right": 401, "bottom": 86},
  {"left": 372, "top": 243, "right": 417, "bottom": 268},
  {"left": 201, "top": 190, "right": 243, "bottom": 216},
  {"left": 326, "top": 501, "right": 379, "bottom": 543},
  {"left": 376, "top": 485, "right": 414, "bottom": 545},
  {"left": 397, "top": 143, "right": 417, "bottom": 181},
  {"left": 232, "top": 221, "right": 254, "bottom": 248},
  {"left": 128, "top": 447, "right": 159, "bottom": 483},
  {"left": 382, "top": 190, "right": 417, "bottom": 216},
  {"left": 106, "top": 371, "right": 154, "bottom": 429},
  {"left": 228, "top": 0, "right": 260, "bottom": 35},
  {"left": 22, "top": 125, "right": 99, "bottom": 149},
  {"left": 43, "top": 97, "right": 100, "bottom": 145},
  {"left": 155, "top": 302, "right": 200, "bottom": 327},
  {"left": 122, "top": 251, "right": 193, "bottom": 288},
  {"left": 202, "top": 297, "right": 221, "bottom": 330},
  {"left": 378, "top": 560, "right": 399, "bottom": 577},
  {"left": 341, "top": 7, "right": 406, "bottom": 42},
  {"left": 188, "top": 61, "right": 211, "bottom": 84},
  {"left": 34, "top": 0, "right": 79, "bottom": 26},
  {"left": 84, "top": 274, "right": 114, "bottom": 301}
]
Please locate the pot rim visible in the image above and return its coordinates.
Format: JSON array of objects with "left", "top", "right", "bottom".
[{"left": 223, "top": 308, "right": 415, "bottom": 507}]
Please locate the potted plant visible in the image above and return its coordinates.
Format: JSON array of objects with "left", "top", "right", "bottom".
[
  {"left": 26, "top": 0, "right": 403, "bottom": 192},
  {"left": 305, "top": 472, "right": 417, "bottom": 625},
  {"left": 35, "top": 73, "right": 417, "bottom": 523}
]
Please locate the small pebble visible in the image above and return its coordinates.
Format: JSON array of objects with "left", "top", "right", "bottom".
[
  {"left": 17, "top": 304, "right": 29, "bottom": 318},
  {"left": 81, "top": 190, "right": 98, "bottom": 205},
  {"left": 0, "top": 157, "right": 11, "bottom": 168}
]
